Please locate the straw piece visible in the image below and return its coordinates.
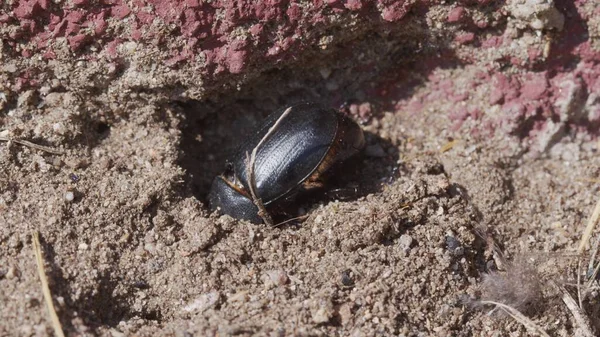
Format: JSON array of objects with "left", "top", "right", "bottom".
[
  {"left": 244, "top": 107, "right": 293, "bottom": 226},
  {"left": 33, "top": 231, "right": 65, "bottom": 337}
]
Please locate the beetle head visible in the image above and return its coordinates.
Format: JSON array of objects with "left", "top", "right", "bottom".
[{"left": 208, "top": 175, "right": 263, "bottom": 224}]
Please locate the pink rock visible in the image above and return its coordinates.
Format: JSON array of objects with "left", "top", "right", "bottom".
[
  {"left": 111, "top": 3, "right": 132, "bottom": 19},
  {"left": 184, "top": 0, "right": 200, "bottom": 7},
  {"left": 93, "top": 12, "right": 108, "bottom": 35},
  {"left": 66, "top": 22, "right": 81, "bottom": 36},
  {"left": 380, "top": 2, "right": 409, "bottom": 22},
  {"left": 65, "top": 10, "right": 85, "bottom": 23},
  {"left": 405, "top": 99, "right": 423, "bottom": 114},
  {"left": 249, "top": 23, "right": 263, "bottom": 36},
  {"left": 106, "top": 39, "right": 121, "bottom": 57},
  {"left": 226, "top": 48, "right": 247, "bottom": 74},
  {"left": 20, "top": 19, "right": 37, "bottom": 33},
  {"left": 358, "top": 102, "right": 372, "bottom": 120},
  {"left": 455, "top": 32, "right": 475, "bottom": 44},
  {"left": 451, "top": 92, "right": 469, "bottom": 102},
  {"left": 42, "top": 49, "right": 56, "bottom": 59},
  {"left": 13, "top": 0, "right": 43, "bottom": 19},
  {"left": 35, "top": 31, "right": 51, "bottom": 48},
  {"left": 489, "top": 88, "right": 504, "bottom": 105},
  {"left": 135, "top": 11, "right": 155, "bottom": 25},
  {"left": 52, "top": 19, "right": 68, "bottom": 36},
  {"left": 153, "top": 0, "right": 184, "bottom": 23},
  {"left": 527, "top": 47, "right": 542, "bottom": 62},
  {"left": 131, "top": 28, "right": 143, "bottom": 40},
  {"left": 470, "top": 108, "right": 483, "bottom": 120},
  {"left": 448, "top": 107, "right": 469, "bottom": 121},
  {"left": 476, "top": 20, "right": 488, "bottom": 28},
  {"left": 447, "top": 6, "right": 465, "bottom": 23},
  {"left": 520, "top": 73, "right": 548, "bottom": 100},
  {"left": 482, "top": 36, "right": 503, "bottom": 48},
  {"left": 68, "top": 34, "right": 89, "bottom": 50},
  {"left": 286, "top": 4, "right": 301, "bottom": 21},
  {"left": 0, "top": 14, "right": 11, "bottom": 23},
  {"left": 345, "top": 0, "right": 364, "bottom": 11}
]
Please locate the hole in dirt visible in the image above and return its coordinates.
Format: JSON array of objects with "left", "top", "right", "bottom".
[
  {"left": 95, "top": 121, "right": 111, "bottom": 135},
  {"left": 177, "top": 28, "right": 462, "bottom": 221},
  {"left": 178, "top": 99, "right": 399, "bottom": 221}
]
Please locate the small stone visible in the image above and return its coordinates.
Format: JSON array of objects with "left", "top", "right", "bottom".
[
  {"left": 311, "top": 300, "right": 334, "bottom": 324},
  {"left": 17, "top": 90, "right": 36, "bottom": 108},
  {"left": 398, "top": 234, "right": 413, "bottom": 253},
  {"left": 64, "top": 191, "right": 75, "bottom": 202},
  {"left": 52, "top": 157, "right": 63, "bottom": 168},
  {"left": 183, "top": 292, "right": 220, "bottom": 313},
  {"left": 78, "top": 242, "right": 89, "bottom": 250},
  {"left": 447, "top": 6, "right": 465, "bottom": 23},
  {"left": 445, "top": 235, "right": 464, "bottom": 256},
  {"left": 265, "top": 270, "right": 289, "bottom": 287},
  {"left": 6, "top": 265, "right": 19, "bottom": 279},
  {"left": 52, "top": 122, "right": 65, "bottom": 134},
  {"left": 358, "top": 102, "right": 372, "bottom": 120},
  {"left": 340, "top": 269, "right": 354, "bottom": 286}
]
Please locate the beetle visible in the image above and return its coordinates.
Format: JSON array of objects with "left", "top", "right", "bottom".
[{"left": 208, "top": 102, "right": 365, "bottom": 224}]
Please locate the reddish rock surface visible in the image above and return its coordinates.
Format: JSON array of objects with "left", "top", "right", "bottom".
[{"left": 1, "top": 2, "right": 600, "bottom": 334}]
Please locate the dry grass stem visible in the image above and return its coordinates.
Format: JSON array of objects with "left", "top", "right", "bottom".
[
  {"left": 585, "top": 260, "right": 600, "bottom": 291},
  {"left": 273, "top": 214, "right": 309, "bottom": 228},
  {"left": 440, "top": 139, "right": 460, "bottom": 153},
  {"left": 559, "top": 286, "right": 595, "bottom": 337},
  {"left": 33, "top": 231, "right": 65, "bottom": 337},
  {"left": 245, "top": 107, "right": 293, "bottom": 226},
  {"left": 0, "top": 136, "right": 64, "bottom": 155},
  {"left": 577, "top": 258, "right": 583, "bottom": 309},
  {"left": 578, "top": 195, "right": 600, "bottom": 255},
  {"left": 480, "top": 301, "right": 550, "bottom": 337}
]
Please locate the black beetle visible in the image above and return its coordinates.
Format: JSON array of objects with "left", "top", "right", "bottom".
[{"left": 208, "top": 102, "right": 365, "bottom": 224}]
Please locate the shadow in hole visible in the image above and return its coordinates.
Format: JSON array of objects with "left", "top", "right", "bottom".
[
  {"left": 37, "top": 235, "right": 161, "bottom": 335},
  {"left": 178, "top": 99, "right": 400, "bottom": 222}
]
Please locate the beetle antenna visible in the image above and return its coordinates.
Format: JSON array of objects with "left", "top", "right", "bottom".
[{"left": 245, "top": 107, "right": 293, "bottom": 226}]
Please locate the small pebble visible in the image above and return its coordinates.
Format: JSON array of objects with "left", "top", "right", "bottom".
[
  {"left": 6, "top": 265, "right": 19, "bottom": 279},
  {"left": 398, "top": 234, "right": 413, "bottom": 253},
  {"left": 445, "top": 236, "right": 464, "bottom": 256},
  {"left": 183, "top": 292, "right": 220, "bottom": 313},
  {"left": 52, "top": 122, "right": 64, "bottom": 134},
  {"left": 265, "top": 270, "right": 289, "bottom": 287},
  {"left": 340, "top": 269, "right": 354, "bottom": 286},
  {"left": 64, "top": 191, "right": 75, "bottom": 202}
]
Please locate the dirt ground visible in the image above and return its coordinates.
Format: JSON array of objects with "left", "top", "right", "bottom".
[{"left": 2, "top": 0, "right": 600, "bottom": 336}]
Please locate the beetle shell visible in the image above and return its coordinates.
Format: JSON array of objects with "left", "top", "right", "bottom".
[{"left": 208, "top": 102, "right": 365, "bottom": 224}]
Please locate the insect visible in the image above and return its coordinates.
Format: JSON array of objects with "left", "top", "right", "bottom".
[{"left": 208, "top": 102, "right": 365, "bottom": 224}]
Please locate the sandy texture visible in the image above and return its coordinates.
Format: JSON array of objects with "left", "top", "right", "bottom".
[{"left": 1, "top": 0, "right": 600, "bottom": 336}]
